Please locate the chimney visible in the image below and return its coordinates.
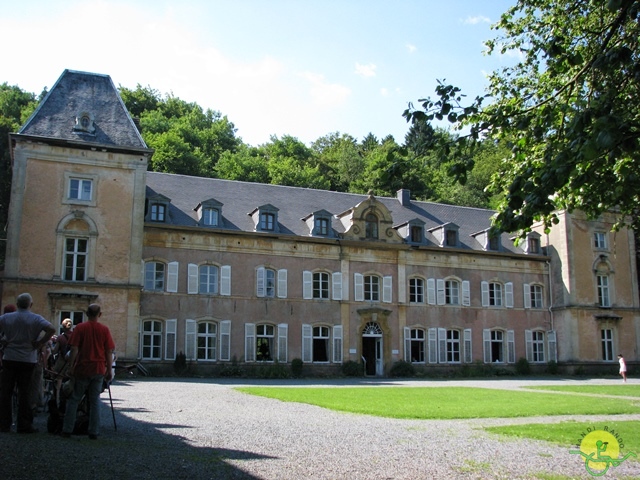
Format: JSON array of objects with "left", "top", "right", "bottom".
[{"left": 397, "top": 189, "right": 411, "bottom": 206}]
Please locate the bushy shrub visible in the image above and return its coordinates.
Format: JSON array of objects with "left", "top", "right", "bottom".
[
  {"left": 341, "top": 360, "right": 363, "bottom": 377},
  {"left": 546, "top": 360, "right": 559, "bottom": 375},
  {"left": 515, "top": 357, "right": 531, "bottom": 375},
  {"left": 291, "top": 358, "right": 303, "bottom": 377},
  {"left": 389, "top": 360, "right": 415, "bottom": 378}
]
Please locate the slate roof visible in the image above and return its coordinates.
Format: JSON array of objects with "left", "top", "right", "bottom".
[
  {"left": 17, "top": 70, "right": 150, "bottom": 152},
  {"left": 146, "top": 172, "right": 526, "bottom": 254}
]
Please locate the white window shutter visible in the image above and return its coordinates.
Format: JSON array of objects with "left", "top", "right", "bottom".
[
  {"left": 165, "top": 319, "right": 177, "bottom": 360},
  {"left": 277, "top": 323, "right": 288, "bottom": 362},
  {"left": 481, "top": 281, "right": 489, "bottom": 307},
  {"left": 547, "top": 330, "right": 557, "bottom": 363},
  {"left": 302, "top": 324, "right": 312, "bottom": 362},
  {"left": 462, "top": 281, "right": 470, "bottom": 306},
  {"left": 188, "top": 264, "right": 198, "bottom": 294},
  {"left": 332, "top": 272, "right": 343, "bottom": 300},
  {"left": 303, "top": 271, "right": 313, "bottom": 299},
  {"left": 167, "top": 261, "right": 179, "bottom": 293},
  {"left": 382, "top": 276, "right": 392, "bottom": 303},
  {"left": 185, "top": 319, "right": 197, "bottom": 360},
  {"left": 427, "top": 278, "right": 436, "bottom": 305},
  {"left": 277, "top": 269, "right": 288, "bottom": 298},
  {"left": 332, "top": 325, "right": 343, "bottom": 363},
  {"left": 463, "top": 329, "right": 472, "bottom": 363},
  {"left": 428, "top": 328, "right": 437, "bottom": 364},
  {"left": 505, "top": 282, "right": 514, "bottom": 308},
  {"left": 436, "top": 279, "right": 445, "bottom": 305},
  {"left": 354, "top": 273, "right": 364, "bottom": 302},
  {"left": 245, "top": 323, "right": 256, "bottom": 362},
  {"left": 220, "top": 266, "right": 231, "bottom": 296},
  {"left": 256, "top": 267, "right": 265, "bottom": 297},
  {"left": 404, "top": 327, "right": 411, "bottom": 362},
  {"left": 219, "top": 320, "right": 231, "bottom": 361},
  {"left": 483, "top": 329, "right": 491, "bottom": 363},
  {"left": 525, "top": 329, "right": 533, "bottom": 362},
  {"left": 438, "top": 327, "right": 447, "bottom": 363},
  {"left": 507, "top": 330, "right": 515, "bottom": 363},
  {"left": 523, "top": 284, "right": 531, "bottom": 309}
]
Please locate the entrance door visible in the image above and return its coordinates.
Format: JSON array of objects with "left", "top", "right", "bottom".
[{"left": 362, "top": 336, "right": 377, "bottom": 376}]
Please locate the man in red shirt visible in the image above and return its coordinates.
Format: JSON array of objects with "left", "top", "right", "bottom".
[{"left": 61, "top": 304, "right": 115, "bottom": 440}]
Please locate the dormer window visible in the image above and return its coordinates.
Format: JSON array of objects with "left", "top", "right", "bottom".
[
  {"left": 73, "top": 111, "right": 96, "bottom": 134},
  {"left": 302, "top": 210, "right": 334, "bottom": 237},
  {"left": 520, "top": 232, "right": 542, "bottom": 255},
  {"left": 195, "top": 198, "right": 224, "bottom": 228},
  {"left": 203, "top": 208, "right": 219, "bottom": 226},
  {"left": 429, "top": 223, "right": 460, "bottom": 248},
  {"left": 365, "top": 213, "right": 378, "bottom": 239},
  {"left": 250, "top": 204, "right": 279, "bottom": 233},
  {"left": 472, "top": 228, "right": 501, "bottom": 252},
  {"left": 145, "top": 193, "right": 171, "bottom": 223},
  {"left": 395, "top": 219, "right": 425, "bottom": 245},
  {"left": 410, "top": 225, "right": 423, "bottom": 243}
]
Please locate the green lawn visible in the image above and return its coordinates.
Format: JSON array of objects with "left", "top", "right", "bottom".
[
  {"left": 486, "top": 420, "right": 640, "bottom": 459},
  {"left": 526, "top": 385, "right": 640, "bottom": 397},
  {"left": 235, "top": 386, "right": 640, "bottom": 419}
]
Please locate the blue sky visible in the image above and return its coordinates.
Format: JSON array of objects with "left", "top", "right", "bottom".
[{"left": 0, "top": 0, "right": 515, "bottom": 146}]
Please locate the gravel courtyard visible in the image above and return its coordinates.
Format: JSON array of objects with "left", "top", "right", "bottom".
[{"left": 1, "top": 377, "right": 638, "bottom": 479}]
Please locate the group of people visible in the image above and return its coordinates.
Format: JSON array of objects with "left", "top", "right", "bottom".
[{"left": 0, "top": 293, "right": 115, "bottom": 439}]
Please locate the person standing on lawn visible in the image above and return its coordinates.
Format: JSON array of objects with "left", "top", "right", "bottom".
[
  {"left": 0, "top": 293, "right": 55, "bottom": 433},
  {"left": 618, "top": 354, "right": 627, "bottom": 383},
  {"left": 61, "top": 304, "right": 114, "bottom": 440}
]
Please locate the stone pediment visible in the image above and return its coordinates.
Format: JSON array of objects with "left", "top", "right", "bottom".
[{"left": 338, "top": 191, "right": 404, "bottom": 243}]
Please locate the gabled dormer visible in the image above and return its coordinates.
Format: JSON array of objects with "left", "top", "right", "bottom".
[
  {"left": 337, "top": 191, "right": 404, "bottom": 244},
  {"left": 249, "top": 204, "right": 279, "bottom": 233},
  {"left": 145, "top": 193, "right": 171, "bottom": 223},
  {"left": 523, "top": 231, "right": 542, "bottom": 255},
  {"left": 472, "top": 228, "right": 502, "bottom": 252},
  {"left": 195, "top": 198, "right": 224, "bottom": 227},
  {"left": 429, "top": 222, "right": 460, "bottom": 248},
  {"left": 302, "top": 209, "right": 335, "bottom": 238},
  {"left": 395, "top": 219, "right": 426, "bottom": 245}
]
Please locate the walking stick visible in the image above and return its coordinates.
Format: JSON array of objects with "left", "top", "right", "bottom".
[{"left": 107, "top": 383, "right": 117, "bottom": 431}]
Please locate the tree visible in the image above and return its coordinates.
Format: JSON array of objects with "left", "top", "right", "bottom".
[
  {"left": 404, "top": 0, "right": 640, "bottom": 237},
  {"left": 311, "top": 132, "right": 363, "bottom": 191},
  {"left": 0, "top": 84, "right": 39, "bottom": 265}
]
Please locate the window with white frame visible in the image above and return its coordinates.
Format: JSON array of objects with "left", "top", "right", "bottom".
[
  {"left": 313, "top": 272, "right": 329, "bottom": 299},
  {"left": 260, "top": 212, "right": 275, "bottom": 231},
  {"left": 524, "top": 284, "right": 544, "bottom": 309},
  {"left": 482, "top": 281, "right": 513, "bottom": 307},
  {"left": 245, "top": 323, "right": 289, "bottom": 363},
  {"left": 144, "top": 262, "right": 165, "bottom": 291},
  {"left": 445, "top": 280, "right": 460, "bottom": 305},
  {"left": 404, "top": 328, "right": 425, "bottom": 363},
  {"left": 63, "top": 238, "right": 88, "bottom": 281},
  {"left": 197, "top": 321, "right": 217, "bottom": 360},
  {"left": 150, "top": 203, "right": 166, "bottom": 222},
  {"left": 257, "top": 267, "right": 287, "bottom": 298},
  {"left": 141, "top": 320, "right": 163, "bottom": 360},
  {"left": 68, "top": 178, "right": 93, "bottom": 201},
  {"left": 202, "top": 208, "right": 219, "bottom": 227},
  {"left": 409, "top": 278, "right": 424, "bottom": 303},
  {"left": 446, "top": 330, "right": 461, "bottom": 363},
  {"left": 303, "top": 271, "right": 342, "bottom": 300},
  {"left": 199, "top": 265, "right": 219, "bottom": 294},
  {"left": 364, "top": 275, "right": 380, "bottom": 301},
  {"left": 314, "top": 217, "right": 329, "bottom": 236},
  {"left": 483, "top": 329, "right": 515, "bottom": 363},
  {"left": 594, "top": 232, "right": 608, "bottom": 250},
  {"left": 301, "top": 324, "right": 342, "bottom": 363},
  {"left": 427, "top": 327, "right": 472, "bottom": 364},
  {"left": 489, "top": 283, "right": 502, "bottom": 306},
  {"left": 526, "top": 330, "right": 545, "bottom": 363},
  {"left": 354, "top": 273, "right": 391, "bottom": 302},
  {"left": 597, "top": 274, "right": 610, "bottom": 307},
  {"left": 601, "top": 328, "right": 614, "bottom": 361}
]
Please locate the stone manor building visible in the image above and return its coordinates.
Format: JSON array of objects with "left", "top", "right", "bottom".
[{"left": 2, "top": 70, "right": 638, "bottom": 375}]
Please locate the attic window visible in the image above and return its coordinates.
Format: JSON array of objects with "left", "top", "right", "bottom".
[
  {"left": 250, "top": 204, "right": 279, "bottom": 233},
  {"left": 73, "top": 111, "right": 96, "bottom": 134}
]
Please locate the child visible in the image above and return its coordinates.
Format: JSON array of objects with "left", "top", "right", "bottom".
[{"left": 618, "top": 354, "right": 627, "bottom": 383}]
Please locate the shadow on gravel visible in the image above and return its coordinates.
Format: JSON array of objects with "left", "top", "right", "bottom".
[{"left": 0, "top": 380, "right": 273, "bottom": 480}]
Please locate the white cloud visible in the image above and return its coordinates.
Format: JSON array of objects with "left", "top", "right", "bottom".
[
  {"left": 463, "top": 15, "right": 491, "bottom": 25},
  {"left": 299, "top": 72, "right": 351, "bottom": 108},
  {"left": 406, "top": 44, "right": 417, "bottom": 53},
  {"left": 354, "top": 62, "right": 377, "bottom": 78},
  {"left": 380, "top": 88, "right": 389, "bottom": 96}
]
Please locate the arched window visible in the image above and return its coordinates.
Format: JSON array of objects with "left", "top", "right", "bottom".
[{"left": 365, "top": 213, "right": 378, "bottom": 239}]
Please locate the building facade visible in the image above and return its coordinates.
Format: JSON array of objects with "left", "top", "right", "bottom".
[{"left": 2, "top": 70, "right": 638, "bottom": 375}]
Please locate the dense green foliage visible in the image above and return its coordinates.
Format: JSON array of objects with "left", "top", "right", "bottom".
[
  {"left": 405, "top": 0, "right": 640, "bottom": 237},
  {"left": 236, "top": 386, "right": 640, "bottom": 419}
]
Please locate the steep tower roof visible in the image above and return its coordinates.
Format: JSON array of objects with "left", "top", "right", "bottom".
[{"left": 16, "top": 69, "right": 150, "bottom": 152}]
